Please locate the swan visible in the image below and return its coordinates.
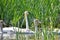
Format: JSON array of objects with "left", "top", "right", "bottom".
[
  {"left": 2, "top": 11, "right": 41, "bottom": 34},
  {"left": 14, "top": 11, "right": 41, "bottom": 34},
  {"left": 19, "top": 11, "right": 41, "bottom": 34},
  {"left": 2, "top": 11, "right": 34, "bottom": 34},
  {"left": 53, "top": 28, "right": 60, "bottom": 34}
]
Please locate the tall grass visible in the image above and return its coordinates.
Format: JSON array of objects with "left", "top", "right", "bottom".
[
  {"left": 0, "top": 0, "right": 60, "bottom": 40},
  {"left": 0, "top": 0, "right": 59, "bottom": 26}
]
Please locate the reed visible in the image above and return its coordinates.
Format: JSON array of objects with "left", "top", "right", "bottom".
[{"left": 0, "top": 0, "right": 60, "bottom": 40}]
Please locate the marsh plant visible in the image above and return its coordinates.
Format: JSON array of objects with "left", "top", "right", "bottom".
[{"left": 0, "top": 0, "right": 60, "bottom": 40}]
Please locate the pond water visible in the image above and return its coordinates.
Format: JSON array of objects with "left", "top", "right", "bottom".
[{"left": 0, "top": 33, "right": 60, "bottom": 40}]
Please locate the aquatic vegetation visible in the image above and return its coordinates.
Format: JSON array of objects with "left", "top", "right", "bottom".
[{"left": 0, "top": 0, "right": 60, "bottom": 40}]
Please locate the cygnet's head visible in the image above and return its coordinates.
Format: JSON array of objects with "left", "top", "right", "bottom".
[{"left": 34, "top": 19, "right": 41, "bottom": 25}]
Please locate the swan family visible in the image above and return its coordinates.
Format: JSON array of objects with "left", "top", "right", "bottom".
[
  {"left": 2, "top": 11, "right": 41, "bottom": 34},
  {"left": 1, "top": 11, "right": 60, "bottom": 35}
]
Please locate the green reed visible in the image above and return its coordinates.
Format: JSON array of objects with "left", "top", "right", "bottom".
[{"left": 0, "top": 0, "right": 60, "bottom": 40}]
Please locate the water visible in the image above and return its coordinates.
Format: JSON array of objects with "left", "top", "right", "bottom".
[{"left": 0, "top": 33, "right": 60, "bottom": 40}]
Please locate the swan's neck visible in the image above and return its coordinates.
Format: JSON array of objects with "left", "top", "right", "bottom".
[
  {"left": 34, "top": 20, "right": 38, "bottom": 33},
  {"left": 35, "top": 25, "right": 38, "bottom": 33},
  {"left": 25, "top": 14, "right": 29, "bottom": 30}
]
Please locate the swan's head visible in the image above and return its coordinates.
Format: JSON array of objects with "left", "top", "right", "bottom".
[{"left": 24, "top": 11, "right": 29, "bottom": 16}]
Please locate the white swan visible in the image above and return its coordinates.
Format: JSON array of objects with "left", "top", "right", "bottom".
[
  {"left": 19, "top": 11, "right": 41, "bottom": 34},
  {"left": 53, "top": 28, "right": 60, "bottom": 34},
  {"left": 14, "top": 11, "right": 41, "bottom": 34},
  {"left": 3, "top": 11, "right": 34, "bottom": 34},
  {"left": 2, "top": 11, "right": 41, "bottom": 34}
]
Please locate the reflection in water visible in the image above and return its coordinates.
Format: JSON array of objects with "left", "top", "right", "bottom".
[
  {"left": 18, "top": 34, "right": 35, "bottom": 40},
  {"left": 25, "top": 34, "right": 29, "bottom": 40},
  {"left": 0, "top": 33, "right": 60, "bottom": 40}
]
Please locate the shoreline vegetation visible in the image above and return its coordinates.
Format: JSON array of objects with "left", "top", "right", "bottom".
[{"left": 0, "top": 0, "right": 60, "bottom": 40}]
